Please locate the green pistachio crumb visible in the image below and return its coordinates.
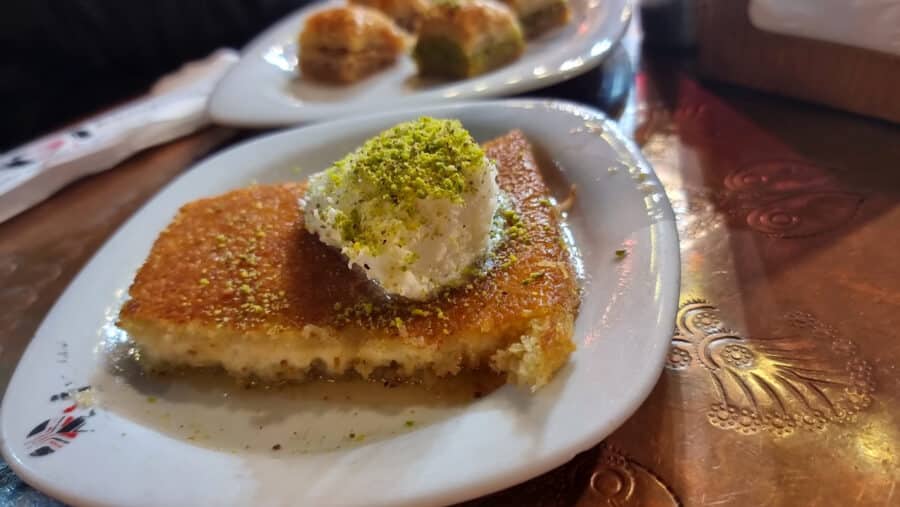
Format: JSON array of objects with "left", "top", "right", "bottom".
[
  {"left": 316, "top": 118, "right": 485, "bottom": 252},
  {"left": 615, "top": 249, "right": 627, "bottom": 259},
  {"left": 501, "top": 208, "right": 529, "bottom": 241},
  {"left": 522, "top": 271, "right": 545, "bottom": 285}
]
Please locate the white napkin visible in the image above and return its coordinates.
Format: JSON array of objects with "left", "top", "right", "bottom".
[
  {"left": 749, "top": 0, "right": 900, "bottom": 56},
  {"left": 0, "top": 49, "right": 240, "bottom": 224}
]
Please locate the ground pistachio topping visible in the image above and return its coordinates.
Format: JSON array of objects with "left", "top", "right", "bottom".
[{"left": 318, "top": 117, "right": 486, "bottom": 255}]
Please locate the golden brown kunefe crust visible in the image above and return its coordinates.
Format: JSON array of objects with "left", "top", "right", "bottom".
[
  {"left": 419, "top": 0, "right": 520, "bottom": 50},
  {"left": 119, "top": 130, "right": 577, "bottom": 359},
  {"left": 299, "top": 6, "right": 407, "bottom": 53}
]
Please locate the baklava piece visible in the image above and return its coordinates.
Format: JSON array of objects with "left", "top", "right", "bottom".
[
  {"left": 349, "top": 0, "right": 430, "bottom": 32},
  {"left": 499, "top": 0, "right": 571, "bottom": 38},
  {"left": 413, "top": 0, "right": 525, "bottom": 79},
  {"left": 299, "top": 6, "right": 407, "bottom": 83}
]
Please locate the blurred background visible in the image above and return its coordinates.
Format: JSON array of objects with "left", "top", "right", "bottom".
[{"left": 1, "top": 0, "right": 312, "bottom": 150}]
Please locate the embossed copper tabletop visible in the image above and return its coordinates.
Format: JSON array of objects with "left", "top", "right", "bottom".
[{"left": 2, "top": 36, "right": 899, "bottom": 507}]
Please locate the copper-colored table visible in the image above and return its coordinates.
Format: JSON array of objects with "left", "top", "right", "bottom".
[{"left": 2, "top": 39, "right": 899, "bottom": 507}]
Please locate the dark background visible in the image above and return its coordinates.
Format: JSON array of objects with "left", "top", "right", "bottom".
[{"left": 0, "top": 0, "right": 312, "bottom": 151}]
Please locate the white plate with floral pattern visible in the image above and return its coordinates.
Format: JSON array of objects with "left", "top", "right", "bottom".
[{"left": 1, "top": 100, "right": 678, "bottom": 507}]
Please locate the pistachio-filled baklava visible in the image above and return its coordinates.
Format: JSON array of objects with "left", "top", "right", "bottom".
[
  {"left": 499, "top": 0, "right": 571, "bottom": 38},
  {"left": 349, "top": 0, "right": 431, "bottom": 32},
  {"left": 413, "top": 0, "right": 525, "bottom": 79},
  {"left": 299, "top": 6, "right": 407, "bottom": 83}
]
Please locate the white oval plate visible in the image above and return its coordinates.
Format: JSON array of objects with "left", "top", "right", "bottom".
[
  {"left": 1, "top": 100, "right": 678, "bottom": 507},
  {"left": 209, "top": 0, "right": 632, "bottom": 126}
]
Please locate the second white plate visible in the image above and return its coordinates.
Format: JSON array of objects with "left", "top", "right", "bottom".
[{"left": 209, "top": 0, "right": 631, "bottom": 126}]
